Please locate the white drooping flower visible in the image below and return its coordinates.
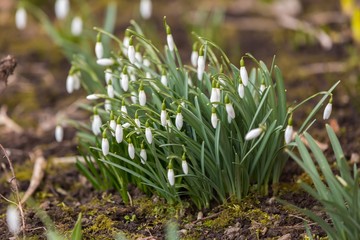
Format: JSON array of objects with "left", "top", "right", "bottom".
[
  {"left": 104, "top": 99, "right": 112, "bottom": 112},
  {"left": 260, "top": 83, "right": 266, "bottom": 94},
  {"left": 134, "top": 113, "right": 141, "bottom": 133},
  {"left": 182, "top": 160, "right": 189, "bottom": 175},
  {"left": 225, "top": 95, "right": 235, "bottom": 121},
  {"left": 121, "top": 100, "right": 128, "bottom": 115},
  {"left": 238, "top": 81, "right": 245, "bottom": 99},
  {"left": 15, "top": 7, "right": 27, "bottom": 30},
  {"left": 160, "top": 102, "right": 167, "bottom": 127},
  {"left": 86, "top": 94, "right": 101, "bottom": 100},
  {"left": 167, "top": 161, "right": 175, "bottom": 186},
  {"left": 66, "top": 74, "right": 74, "bottom": 94},
  {"left": 140, "top": 0, "right": 152, "bottom": 19},
  {"left": 284, "top": 125, "right": 293, "bottom": 144},
  {"left": 95, "top": 34, "right": 104, "bottom": 59},
  {"left": 245, "top": 127, "right": 264, "bottom": 141},
  {"left": 128, "top": 140, "right": 135, "bottom": 159},
  {"left": 128, "top": 37, "right": 135, "bottom": 64},
  {"left": 97, "top": 58, "right": 114, "bottom": 66},
  {"left": 145, "top": 123, "right": 153, "bottom": 144},
  {"left": 211, "top": 107, "right": 218, "bottom": 129},
  {"left": 109, "top": 111, "right": 116, "bottom": 136},
  {"left": 210, "top": 81, "right": 220, "bottom": 107},
  {"left": 107, "top": 81, "right": 114, "bottom": 98},
  {"left": 143, "top": 58, "right": 151, "bottom": 67},
  {"left": 105, "top": 69, "right": 112, "bottom": 84},
  {"left": 71, "top": 16, "right": 83, "bottom": 36},
  {"left": 161, "top": 69, "right": 167, "bottom": 86},
  {"left": 92, "top": 109, "right": 102, "bottom": 135},
  {"left": 191, "top": 50, "right": 198, "bottom": 67},
  {"left": 130, "top": 91, "right": 137, "bottom": 104},
  {"left": 166, "top": 24, "right": 175, "bottom": 52},
  {"left": 122, "top": 122, "right": 131, "bottom": 129},
  {"left": 139, "top": 85, "right": 146, "bottom": 106},
  {"left": 6, "top": 205, "right": 20, "bottom": 235},
  {"left": 73, "top": 72, "right": 81, "bottom": 90},
  {"left": 101, "top": 132, "right": 109, "bottom": 156},
  {"left": 121, "top": 67, "right": 129, "bottom": 92},
  {"left": 240, "top": 58, "right": 249, "bottom": 86},
  {"left": 122, "top": 32, "right": 130, "bottom": 55},
  {"left": 197, "top": 49, "right": 205, "bottom": 80},
  {"left": 55, "top": 0, "right": 69, "bottom": 20},
  {"left": 175, "top": 106, "right": 183, "bottom": 130},
  {"left": 323, "top": 96, "right": 333, "bottom": 120},
  {"left": 55, "top": 125, "right": 64, "bottom": 142},
  {"left": 140, "top": 146, "right": 147, "bottom": 164},
  {"left": 115, "top": 117, "right": 123, "bottom": 143}
]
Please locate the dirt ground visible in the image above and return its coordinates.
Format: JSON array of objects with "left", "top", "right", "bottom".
[{"left": 1, "top": 0, "right": 360, "bottom": 239}]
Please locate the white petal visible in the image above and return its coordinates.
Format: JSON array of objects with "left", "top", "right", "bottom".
[
  {"left": 104, "top": 99, "right": 111, "bottom": 112},
  {"left": 211, "top": 113, "right": 218, "bottom": 129},
  {"left": 161, "top": 110, "right": 167, "bottom": 127},
  {"left": 167, "top": 168, "right": 175, "bottom": 186},
  {"left": 240, "top": 66, "right": 249, "bottom": 86},
  {"left": 323, "top": 103, "right": 332, "bottom": 120},
  {"left": 128, "top": 143, "right": 135, "bottom": 159},
  {"left": 238, "top": 83, "right": 244, "bottom": 99},
  {"left": 245, "top": 128, "right": 263, "bottom": 141},
  {"left": 175, "top": 113, "right": 183, "bottom": 130},
  {"left": 122, "top": 122, "right": 131, "bottom": 129},
  {"left": 284, "top": 125, "right": 293, "bottom": 144},
  {"left": 95, "top": 42, "right": 104, "bottom": 59},
  {"left": 105, "top": 69, "right": 112, "bottom": 84},
  {"left": 140, "top": 149, "right": 147, "bottom": 164},
  {"left": 197, "top": 56, "right": 205, "bottom": 80},
  {"left": 6, "top": 205, "right": 20, "bottom": 235},
  {"left": 97, "top": 58, "right": 114, "bottom": 66},
  {"left": 225, "top": 103, "right": 235, "bottom": 119},
  {"left": 55, "top": 0, "right": 69, "bottom": 20},
  {"left": 102, "top": 138, "right": 109, "bottom": 156},
  {"left": 71, "top": 16, "right": 83, "bottom": 36},
  {"left": 121, "top": 74, "right": 129, "bottom": 92},
  {"left": 73, "top": 73, "right": 81, "bottom": 90},
  {"left": 121, "top": 105, "right": 128, "bottom": 115},
  {"left": 86, "top": 94, "right": 101, "bottom": 100},
  {"left": 135, "top": 52, "right": 143, "bottom": 64},
  {"left": 110, "top": 120, "right": 116, "bottom": 136},
  {"left": 66, "top": 75, "right": 74, "bottom": 94},
  {"left": 115, "top": 124, "right": 123, "bottom": 143},
  {"left": 140, "top": 0, "right": 152, "bottom": 19},
  {"left": 135, "top": 118, "right": 141, "bottom": 130},
  {"left": 139, "top": 90, "right": 146, "bottom": 106},
  {"left": 210, "top": 88, "right": 219, "bottom": 107},
  {"left": 167, "top": 34, "right": 175, "bottom": 52},
  {"left": 107, "top": 84, "right": 114, "bottom": 98},
  {"left": 182, "top": 160, "right": 189, "bottom": 175},
  {"left": 128, "top": 45, "right": 135, "bottom": 64},
  {"left": 143, "top": 58, "right": 151, "bottom": 67},
  {"left": 55, "top": 125, "right": 64, "bottom": 142},
  {"left": 260, "top": 84, "right": 266, "bottom": 94},
  {"left": 145, "top": 128, "right": 153, "bottom": 144},
  {"left": 15, "top": 8, "right": 27, "bottom": 30},
  {"left": 161, "top": 75, "right": 168, "bottom": 86},
  {"left": 191, "top": 51, "right": 198, "bottom": 67},
  {"left": 92, "top": 115, "right": 102, "bottom": 135}
]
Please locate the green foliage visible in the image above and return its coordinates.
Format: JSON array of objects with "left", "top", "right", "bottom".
[{"left": 286, "top": 125, "right": 360, "bottom": 240}]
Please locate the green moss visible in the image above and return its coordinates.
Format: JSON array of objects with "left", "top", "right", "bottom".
[{"left": 83, "top": 214, "right": 117, "bottom": 238}]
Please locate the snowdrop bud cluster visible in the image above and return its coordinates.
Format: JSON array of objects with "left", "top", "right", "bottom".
[
  {"left": 284, "top": 114, "right": 293, "bottom": 144},
  {"left": 55, "top": 0, "right": 69, "bottom": 20},
  {"left": 175, "top": 106, "right": 183, "bottom": 130},
  {"left": 145, "top": 121, "right": 153, "bottom": 144},
  {"left": 238, "top": 79, "right": 245, "bottom": 99},
  {"left": 191, "top": 43, "right": 198, "bottom": 67},
  {"left": 71, "top": 16, "right": 83, "bottom": 36},
  {"left": 92, "top": 108, "right": 102, "bottom": 135},
  {"left": 225, "top": 95, "right": 235, "bottom": 122},
  {"left": 107, "top": 80, "right": 114, "bottom": 98},
  {"left": 6, "top": 205, "right": 20, "bottom": 235},
  {"left": 160, "top": 102, "right": 167, "bottom": 127},
  {"left": 140, "top": 143, "right": 147, "bottom": 164},
  {"left": 182, "top": 153, "right": 189, "bottom": 175},
  {"left": 197, "top": 47, "right": 205, "bottom": 81},
  {"left": 211, "top": 107, "right": 218, "bottom": 129},
  {"left": 128, "top": 36, "right": 135, "bottom": 64},
  {"left": 15, "top": 7, "right": 27, "bottom": 30},
  {"left": 121, "top": 67, "right": 129, "bottom": 92},
  {"left": 139, "top": 84, "right": 146, "bottom": 106},
  {"left": 115, "top": 116, "right": 123, "bottom": 143},
  {"left": 97, "top": 58, "right": 114, "bottom": 66},
  {"left": 128, "top": 139, "right": 135, "bottom": 159},
  {"left": 165, "top": 22, "right": 175, "bottom": 52},
  {"left": 245, "top": 126, "right": 264, "bottom": 141},
  {"left": 102, "top": 130, "right": 109, "bottom": 156},
  {"left": 167, "top": 160, "right": 175, "bottom": 186},
  {"left": 323, "top": 95, "right": 333, "bottom": 120},
  {"left": 161, "top": 69, "right": 168, "bottom": 86},
  {"left": 140, "top": 0, "right": 152, "bottom": 19},
  {"left": 55, "top": 125, "right": 64, "bottom": 142},
  {"left": 121, "top": 99, "right": 128, "bottom": 115},
  {"left": 240, "top": 58, "right": 249, "bottom": 86},
  {"left": 95, "top": 34, "right": 104, "bottom": 59}
]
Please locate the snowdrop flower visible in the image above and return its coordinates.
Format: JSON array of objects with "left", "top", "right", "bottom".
[
  {"left": 101, "top": 131, "right": 109, "bottom": 156},
  {"left": 140, "top": 0, "right": 152, "bottom": 19},
  {"left": 161, "top": 69, "right": 168, "bottom": 86},
  {"left": 71, "top": 16, "right": 83, "bottom": 36},
  {"left": 66, "top": 74, "right": 74, "bottom": 94},
  {"left": 225, "top": 95, "right": 235, "bottom": 121},
  {"left": 134, "top": 113, "right": 141, "bottom": 133},
  {"left": 105, "top": 69, "right": 112, "bottom": 84},
  {"left": 92, "top": 108, "right": 102, "bottom": 135},
  {"left": 115, "top": 116, "right": 123, "bottom": 143},
  {"left": 323, "top": 95, "right": 333, "bottom": 120},
  {"left": 245, "top": 126, "right": 264, "bottom": 141},
  {"left": 336, "top": 175, "right": 348, "bottom": 187},
  {"left": 121, "top": 100, "right": 128, "bottom": 115},
  {"left": 145, "top": 121, "right": 153, "bottom": 144},
  {"left": 143, "top": 58, "right": 151, "bottom": 67},
  {"left": 238, "top": 80, "right": 245, "bottom": 99},
  {"left": 182, "top": 153, "right": 189, "bottom": 175},
  {"left": 128, "top": 139, "right": 135, "bottom": 159},
  {"left": 210, "top": 80, "right": 220, "bottom": 107},
  {"left": 167, "top": 160, "right": 175, "bottom": 186},
  {"left": 104, "top": 99, "right": 111, "bottom": 112},
  {"left": 55, "top": 0, "right": 69, "bottom": 20},
  {"left": 121, "top": 67, "right": 129, "bottom": 92},
  {"left": 131, "top": 91, "right": 137, "bottom": 104},
  {"left": 107, "top": 80, "right": 114, "bottom": 98},
  {"left": 97, "top": 58, "right": 114, "bottom": 66},
  {"left": 139, "top": 84, "right": 146, "bottom": 106},
  {"left": 86, "top": 94, "right": 101, "bottom": 100},
  {"left": 240, "top": 58, "right": 249, "bottom": 86},
  {"left": 55, "top": 125, "right": 64, "bottom": 142},
  {"left": 123, "top": 122, "right": 131, "bottom": 129},
  {"left": 6, "top": 205, "right": 20, "bottom": 235},
  {"left": 175, "top": 106, "right": 183, "bottom": 130},
  {"left": 135, "top": 46, "right": 142, "bottom": 67},
  {"left": 284, "top": 115, "right": 293, "bottom": 144},
  {"left": 122, "top": 31, "right": 130, "bottom": 55},
  {"left": 191, "top": 43, "right": 198, "bottom": 67},
  {"left": 160, "top": 102, "right": 167, "bottom": 127},
  {"left": 211, "top": 107, "right": 218, "bottom": 129},
  {"left": 95, "top": 34, "right": 104, "bottom": 59},
  {"left": 145, "top": 72, "right": 152, "bottom": 79},
  {"left": 109, "top": 111, "right": 116, "bottom": 135},
  {"left": 259, "top": 79, "right": 266, "bottom": 94},
  {"left": 128, "top": 36, "right": 135, "bottom": 64},
  {"left": 73, "top": 72, "right": 81, "bottom": 90},
  {"left": 15, "top": 7, "right": 27, "bottom": 30},
  {"left": 140, "top": 143, "right": 147, "bottom": 164},
  {"left": 197, "top": 48, "right": 205, "bottom": 81},
  {"left": 165, "top": 22, "right": 175, "bottom": 52}
]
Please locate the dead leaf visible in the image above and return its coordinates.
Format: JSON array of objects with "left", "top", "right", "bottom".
[{"left": 0, "top": 55, "right": 17, "bottom": 85}]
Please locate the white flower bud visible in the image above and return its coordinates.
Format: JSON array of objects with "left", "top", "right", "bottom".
[
  {"left": 323, "top": 103, "right": 332, "bottom": 120},
  {"left": 128, "top": 45, "right": 135, "bottom": 64},
  {"left": 167, "top": 34, "right": 175, "bottom": 52},
  {"left": 140, "top": 148, "right": 147, "bottom": 164},
  {"left": 167, "top": 168, "right": 175, "bottom": 186},
  {"left": 175, "top": 112, "right": 183, "bottom": 130},
  {"left": 135, "top": 117, "right": 141, "bottom": 132},
  {"left": 225, "top": 103, "right": 235, "bottom": 120},
  {"left": 145, "top": 127, "right": 152, "bottom": 144},
  {"left": 143, "top": 58, "right": 151, "bottom": 67},
  {"left": 104, "top": 99, "right": 111, "bottom": 112},
  {"left": 122, "top": 122, "right": 131, "bottom": 129},
  {"left": 191, "top": 51, "right": 198, "bottom": 67},
  {"left": 128, "top": 143, "right": 135, "bottom": 159},
  {"left": 55, "top": 125, "right": 64, "bottom": 142},
  {"left": 95, "top": 42, "right": 104, "bottom": 59},
  {"left": 245, "top": 127, "right": 263, "bottom": 141},
  {"left": 161, "top": 110, "right": 167, "bottom": 127},
  {"left": 182, "top": 160, "right": 188, "bottom": 175},
  {"left": 97, "top": 58, "right": 114, "bottom": 66},
  {"left": 211, "top": 112, "right": 218, "bottom": 129},
  {"left": 260, "top": 84, "right": 266, "bottom": 94},
  {"left": 102, "top": 137, "right": 109, "bottom": 156},
  {"left": 210, "top": 88, "right": 220, "bottom": 107},
  {"left": 135, "top": 51, "right": 142, "bottom": 64},
  {"left": 121, "top": 73, "right": 129, "bottom": 92},
  {"left": 107, "top": 83, "right": 114, "bottom": 98},
  {"left": 146, "top": 72, "right": 152, "bottom": 79},
  {"left": 71, "top": 16, "right": 83, "bottom": 36},
  {"left": 86, "top": 94, "right": 101, "bottom": 100},
  {"left": 140, "top": 0, "right": 152, "bottom": 19},
  {"left": 66, "top": 75, "right": 74, "bottom": 94},
  {"left": 55, "top": 0, "right": 69, "bottom": 20},
  {"left": 115, "top": 124, "right": 123, "bottom": 143},
  {"left": 161, "top": 75, "right": 168, "bottom": 86},
  {"left": 131, "top": 92, "right": 137, "bottom": 104},
  {"left": 6, "top": 205, "right": 20, "bottom": 235},
  {"left": 110, "top": 120, "right": 116, "bottom": 135},
  {"left": 238, "top": 83, "right": 244, "bottom": 99},
  {"left": 197, "top": 55, "right": 205, "bottom": 80},
  {"left": 284, "top": 125, "right": 293, "bottom": 144},
  {"left": 15, "top": 8, "right": 27, "bottom": 30},
  {"left": 92, "top": 114, "right": 102, "bottom": 135},
  {"left": 73, "top": 73, "right": 81, "bottom": 90},
  {"left": 336, "top": 175, "right": 348, "bottom": 187},
  {"left": 121, "top": 105, "right": 128, "bottom": 115},
  {"left": 139, "top": 90, "right": 146, "bottom": 106},
  {"left": 240, "top": 66, "right": 249, "bottom": 86},
  {"left": 105, "top": 69, "right": 112, "bottom": 84}
]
